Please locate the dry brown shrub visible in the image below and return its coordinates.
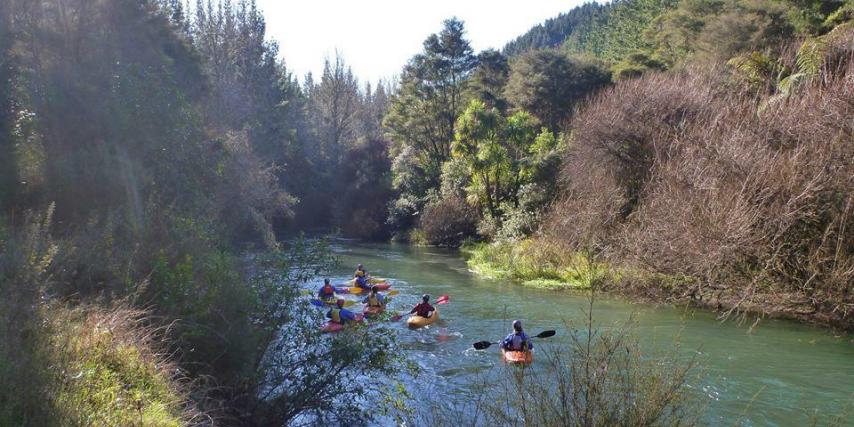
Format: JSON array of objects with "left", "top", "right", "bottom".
[
  {"left": 546, "top": 53, "right": 854, "bottom": 327},
  {"left": 419, "top": 196, "right": 479, "bottom": 247}
]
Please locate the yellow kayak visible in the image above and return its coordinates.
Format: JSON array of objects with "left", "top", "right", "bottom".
[
  {"left": 349, "top": 277, "right": 388, "bottom": 286},
  {"left": 407, "top": 307, "right": 439, "bottom": 328}
]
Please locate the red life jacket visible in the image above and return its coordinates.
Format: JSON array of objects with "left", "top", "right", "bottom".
[
  {"left": 413, "top": 302, "right": 434, "bottom": 317},
  {"left": 320, "top": 284, "right": 335, "bottom": 297}
]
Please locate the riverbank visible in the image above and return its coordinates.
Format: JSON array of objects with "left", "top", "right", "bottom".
[
  {"left": 0, "top": 303, "right": 191, "bottom": 426},
  {"left": 462, "top": 239, "right": 854, "bottom": 332},
  {"left": 461, "top": 240, "right": 609, "bottom": 290}
]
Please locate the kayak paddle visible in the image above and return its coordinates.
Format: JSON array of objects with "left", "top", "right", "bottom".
[
  {"left": 472, "top": 330, "right": 556, "bottom": 350},
  {"left": 310, "top": 299, "right": 356, "bottom": 308}
]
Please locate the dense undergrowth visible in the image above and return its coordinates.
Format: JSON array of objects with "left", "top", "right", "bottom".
[
  {"left": 462, "top": 240, "right": 609, "bottom": 290},
  {"left": 0, "top": 1, "right": 403, "bottom": 424}
]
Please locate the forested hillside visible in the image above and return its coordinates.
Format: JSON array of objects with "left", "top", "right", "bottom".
[
  {"left": 2, "top": 0, "right": 853, "bottom": 424},
  {"left": 1, "top": 0, "right": 399, "bottom": 424},
  {"left": 503, "top": 2, "right": 611, "bottom": 56},
  {"left": 383, "top": 0, "right": 854, "bottom": 328}
]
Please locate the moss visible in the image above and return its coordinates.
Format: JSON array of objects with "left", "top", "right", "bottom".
[{"left": 462, "top": 239, "right": 610, "bottom": 289}]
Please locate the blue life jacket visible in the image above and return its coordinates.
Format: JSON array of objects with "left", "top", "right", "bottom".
[
  {"left": 328, "top": 308, "right": 356, "bottom": 323},
  {"left": 355, "top": 276, "right": 369, "bottom": 288},
  {"left": 501, "top": 332, "right": 533, "bottom": 351}
]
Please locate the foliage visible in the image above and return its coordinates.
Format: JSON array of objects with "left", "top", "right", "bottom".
[
  {"left": 565, "top": 0, "right": 678, "bottom": 63},
  {"left": 505, "top": 49, "right": 611, "bottom": 133},
  {"left": 504, "top": 2, "right": 613, "bottom": 57},
  {"left": 465, "top": 49, "right": 511, "bottom": 112},
  {"left": 463, "top": 240, "right": 609, "bottom": 290},
  {"left": 0, "top": 209, "right": 194, "bottom": 426},
  {"left": 242, "top": 239, "right": 407, "bottom": 426},
  {"left": 418, "top": 196, "right": 478, "bottom": 247},
  {"left": 545, "top": 53, "right": 854, "bottom": 328},
  {"left": 334, "top": 138, "right": 395, "bottom": 240},
  {"left": 48, "top": 306, "right": 192, "bottom": 427},
  {"left": 385, "top": 18, "right": 477, "bottom": 184}
]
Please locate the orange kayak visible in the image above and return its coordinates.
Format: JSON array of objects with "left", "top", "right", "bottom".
[
  {"left": 407, "top": 307, "right": 439, "bottom": 328},
  {"left": 501, "top": 349, "right": 533, "bottom": 364}
]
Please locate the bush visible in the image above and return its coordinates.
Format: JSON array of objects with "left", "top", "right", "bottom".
[
  {"left": 545, "top": 48, "right": 854, "bottom": 327},
  {"left": 418, "top": 196, "right": 479, "bottom": 247},
  {"left": 463, "top": 239, "right": 609, "bottom": 289}
]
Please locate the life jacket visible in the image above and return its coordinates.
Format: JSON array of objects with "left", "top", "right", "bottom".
[
  {"left": 367, "top": 293, "right": 383, "bottom": 307},
  {"left": 320, "top": 284, "right": 335, "bottom": 297},
  {"left": 355, "top": 276, "right": 369, "bottom": 288},
  {"left": 329, "top": 308, "right": 342, "bottom": 324},
  {"left": 414, "top": 302, "right": 433, "bottom": 317},
  {"left": 506, "top": 332, "right": 529, "bottom": 351}
]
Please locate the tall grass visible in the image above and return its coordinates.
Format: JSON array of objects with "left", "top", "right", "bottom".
[{"left": 0, "top": 207, "right": 197, "bottom": 426}]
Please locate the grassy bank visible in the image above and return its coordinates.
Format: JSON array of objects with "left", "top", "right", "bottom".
[
  {"left": 462, "top": 239, "right": 610, "bottom": 289},
  {"left": 0, "top": 304, "right": 191, "bottom": 427}
]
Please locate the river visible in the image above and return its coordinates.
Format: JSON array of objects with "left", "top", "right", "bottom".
[{"left": 319, "top": 241, "right": 853, "bottom": 426}]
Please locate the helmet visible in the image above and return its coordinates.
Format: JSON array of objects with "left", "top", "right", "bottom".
[
  {"left": 512, "top": 320, "right": 523, "bottom": 332},
  {"left": 336, "top": 299, "right": 345, "bottom": 307},
  {"left": 357, "top": 264, "right": 364, "bottom": 269},
  {"left": 324, "top": 278, "right": 330, "bottom": 284},
  {"left": 422, "top": 294, "right": 430, "bottom": 302},
  {"left": 371, "top": 285, "right": 378, "bottom": 294}
]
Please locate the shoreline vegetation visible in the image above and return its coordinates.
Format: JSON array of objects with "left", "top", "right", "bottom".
[
  {"left": 2, "top": 0, "right": 853, "bottom": 424},
  {"left": 463, "top": 238, "right": 854, "bottom": 332}
]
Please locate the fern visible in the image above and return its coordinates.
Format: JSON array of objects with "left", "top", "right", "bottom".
[{"left": 796, "top": 37, "right": 829, "bottom": 76}]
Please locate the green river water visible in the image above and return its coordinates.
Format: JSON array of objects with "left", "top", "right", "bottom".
[{"left": 322, "top": 241, "right": 853, "bottom": 426}]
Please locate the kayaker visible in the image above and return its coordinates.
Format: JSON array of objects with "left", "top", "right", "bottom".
[
  {"left": 317, "top": 278, "right": 337, "bottom": 303},
  {"left": 327, "top": 299, "right": 357, "bottom": 324},
  {"left": 354, "top": 264, "right": 367, "bottom": 279},
  {"left": 362, "top": 286, "right": 386, "bottom": 308},
  {"left": 409, "top": 294, "right": 435, "bottom": 318},
  {"left": 353, "top": 264, "right": 372, "bottom": 290},
  {"left": 500, "top": 320, "right": 533, "bottom": 353}
]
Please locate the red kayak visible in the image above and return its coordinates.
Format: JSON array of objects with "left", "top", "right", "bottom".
[
  {"left": 320, "top": 314, "right": 364, "bottom": 333},
  {"left": 363, "top": 305, "right": 385, "bottom": 317}
]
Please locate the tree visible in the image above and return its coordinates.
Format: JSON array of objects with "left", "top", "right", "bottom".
[
  {"left": 309, "top": 53, "right": 362, "bottom": 159},
  {"left": 466, "top": 49, "right": 510, "bottom": 112},
  {"left": 385, "top": 18, "right": 477, "bottom": 182},
  {"left": 505, "top": 49, "right": 610, "bottom": 133},
  {"left": 0, "top": 0, "right": 16, "bottom": 213},
  {"left": 452, "top": 100, "right": 540, "bottom": 217}
]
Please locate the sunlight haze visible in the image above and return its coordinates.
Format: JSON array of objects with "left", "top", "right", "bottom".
[{"left": 257, "top": 0, "right": 590, "bottom": 83}]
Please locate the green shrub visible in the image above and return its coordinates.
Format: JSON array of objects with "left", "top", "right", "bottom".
[{"left": 463, "top": 239, "right": 609, "bottom": 289}]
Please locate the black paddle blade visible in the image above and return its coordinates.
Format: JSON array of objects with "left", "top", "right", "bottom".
[
  {"left": 472, "top": 341, "right": 495, "bottom": 350},
  {"left": 535, "top": 330, "right": 556, "bottom": 338}
]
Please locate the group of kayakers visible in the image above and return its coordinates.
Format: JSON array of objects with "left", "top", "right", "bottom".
[{"left": 316, "top": 263, "right": 532, "bottom": 358}]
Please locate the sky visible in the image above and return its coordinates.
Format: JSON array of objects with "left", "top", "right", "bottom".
[{"left": 256, "top": 0, "right": 590, "bottom": 84}]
